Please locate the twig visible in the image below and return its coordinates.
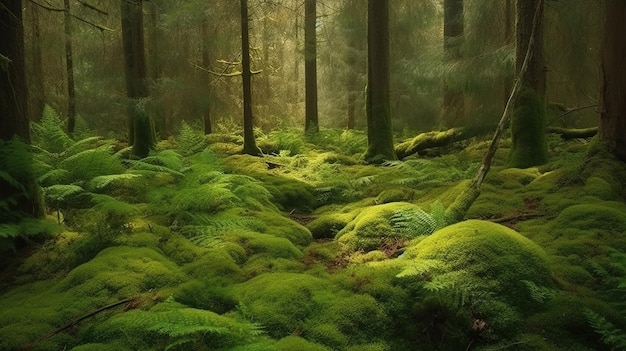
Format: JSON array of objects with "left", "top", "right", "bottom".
[
  {"left": 71, "top": 14, "right": 114, "bottom": 32},
  {"left": 39, "top": 297, "right": 136, "bottom": 341},
  {"left": 77, "top": 0, "right": 108, "bottom": 15},
  {"left": 27, "top": 0, "right": 65, "bottom": 12}
]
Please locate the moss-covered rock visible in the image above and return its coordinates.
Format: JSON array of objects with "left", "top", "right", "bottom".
[
  {"left": 306, "top": 212, "right": 354, "bottom": 239},
  {"left": 404, "top": 220, "right": 552, "bottom": 309},
  {"left": 336, "top": 202, "right": 430, "bottom": 252},
  {"left": 236, "top": 273, "right": 328, "bottom": 338},
  {"left": 253, "top": 210, "right": 313, "bottom": 247},
  {"left": 275, "top": 336, "right": 332, "bottom": 351}
]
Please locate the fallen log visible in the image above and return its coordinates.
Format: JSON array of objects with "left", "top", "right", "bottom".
[
  {"left": 547, "top": 126, "right": 597, "bottom": 139},
  {"left": 394, "top": 125, "right": 492, "bottom": 160}
]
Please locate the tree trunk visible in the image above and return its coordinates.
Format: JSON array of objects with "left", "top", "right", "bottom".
[
  {"left": 599, "top": 0, "right": 626, "bottom": 161},
  {"left": 64, "top": 0, "right": 77, "bottom": 135},
  {"left": 0, "top": 0, "right": 44, "bottom": 218},
  {"left": 507, "top": 0, "right": 547, "bottom": 168},
  {"left": 503, "top": 0, "right": 514, "bottom": 109},
  {"left": 442, "top": 0, "right": 464, "bottom": 128},
  {"left": 304, "top": 0, "right": 318, "bottom": 133},
  {"left": 147, "top": 1, "right": 168, "bottom": 138},
  {"left": 121, "top": 0, "right": 154, "bottom": 158},
  {"left": 27, "top": 1, "right": 45, "bottom": 122},
  {"left": 240, "top": 0, "right": 260, "bottom": 156},
  {"left": 201, "top": 19, "right": 212, "bottom": 135},
  {"left": 364, "top": 0, "right": 396, "bottom": 163}
]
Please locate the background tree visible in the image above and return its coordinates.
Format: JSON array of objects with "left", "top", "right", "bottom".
[
  {"left": 442, "top": 0, "right": 464, "bottom": 128},
  {"left": 0, "top": 0, "right": 43, "bottom": 218},
  {"left": 64, "top": 0, "right": 77, "bottom": 134},
  {"left": 364, "top": 0, "right": 396, "bottom": 163},
  {"left": 599, "top": 0, "right": 626, "bottom": 161},
  {"left": 304, "top": 0, "right": 318, "bottom": 133},
  {"left": 121, "top": 0, "right": 154, "bottom": 158},
  {"left": 507, "top": 0, "right": 547, "bottom": 168},
  {"left": 240, "top": 0, "right": 260, "bottom": 156}
]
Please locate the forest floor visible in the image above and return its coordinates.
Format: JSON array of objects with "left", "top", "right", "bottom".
[{"left": 1, "top": 118, "right": 626, "bottom": 351}]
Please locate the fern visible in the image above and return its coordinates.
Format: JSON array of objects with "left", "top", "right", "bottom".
[
  {"left": 105, "top": 299, "right": 263, "bottom": 350},
  {"left": 521, "top": 280, "right": 556, "bottom": 303},
  {"left": 32, "top": 105, "right": 73, "bottom": 153},
  {"left": 125, "top": 159, "right": 185, "bottom": 178},
  {"left": 37, "top": 168, "right": 71, "bottom": 187},
  {"left": 390, "top": 207, "right": 439, "bottom": 237},
  {"left": 60, "top": 145, "right": 125, "bottom": 183},
  {"left": 177, "top": 121, "right": 207, "bottom": 156},
  {"left": 87, "top": 174, "right": 141, "bottom": 192},
  {"left": 585, "top": 310, "right": 626, "bottom": 351}
]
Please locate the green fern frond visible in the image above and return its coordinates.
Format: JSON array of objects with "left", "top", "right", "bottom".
[
  {"left": 37, "top": 168, "right": 70, "bottom": 187},
  {"left": 88, "top": 174, "right": 142, "bottom": 192},
  {"left": 177, "top": 121, "right": 207, "bottom": 156},
  {"left": 521, "top": 280, "right": 556, "bottom": 303},
  {"left": 142, "top": 150, "right": 185, "bottom": 171},
  {"left": 60, "top": 145, "right": 124, "bottom": 182},
  {"left": 43, "top": 184, "right": 88, "bottom": 209},
  {"left": 173, "top": 183, "right": 239, "bottom": 213},
  {"left": 125, "top": 159, "right": 185, "bottom": 178},
  {"left": 0, "top": 171, "right": 24, "bottom": 192},
  {"left": 32, "top": 105, "right": 73, "bottom": 153},
  {"left": 396, "top": 258, "right": 445, "bottom": 278},
  {"left": 390, "top": 207, "right": 439, "bottom": 237},
  {"left": 61, "top": 136, "right": 104, "bottom": 157},
  {"left": 585, "top": 310, "right": 626, "bottom": 351},
  {"left": 0, "top": 138, "right": 35, "bottom": 181},
  {"left": 0, "top": 218, "right": 58, "bottom": 240}
]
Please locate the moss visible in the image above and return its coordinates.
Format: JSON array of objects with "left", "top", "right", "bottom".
[
  {"left": 59, "top": 246, "right": 186, "bottom": 298},
  {"left": 336, "top": 202, "right": 427, "bottom": 252},
  {"left": 548, "top": 202, "right": 626, "bottom": 236},
  {"left": 306, "top": 323, "right": 349, "bottom": 348},
  {"left": 275, "top": 336, "right": 331, "bottom": 351},
  {"left": 350, "top": 250, "right": 388, "bottom": 263},
  {"left": 346, "top": 343, "right": 390, "bottom": 351},
  {"left": 375, "top": 188, "right": 416, "bottom": 204},
  {"left": 69, "top": 343, "right": 128, "bottom": 351},
  {"left": 183, "top": 249, "right": 243, "bottom": 281},
  {"left": 404, "top": 220, "right": 552, "bottom": 309},
  {"left": 159, "top": 232, "right": 208, "bottom": 265},
  {"left": 236, "top": 273, "right": 328, "bottom": 338},
  {"left": 242, "top": 256, "right": 306, "bottom": 277},
  {"left": 486, "top": 167, "right": 542, "bottom": 189},
  {"left": 225, "top": 231, "right": 304, "bottom": 260},
  {"left": 253, "top": 210, "right": 313, "bottom": 247},
  {"left": 444, "top": 183, "right": 480, "bottom": 223},
  {"left": 173, "top": 279, "right": 237, "bottom": 314},
  {"left": 306, "top": 212, "right": 354, "bottom": 239}
]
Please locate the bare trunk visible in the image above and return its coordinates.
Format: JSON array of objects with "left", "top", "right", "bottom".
[
  {"left": 364, "top": 0, "right": 396, "bottom": 163},
  {"left": 304, "top": 0, "right": 318, "bottom": 133},
  {"left": 599, "top": 0, "right": 626, "bottom": 161},
  {"left": 64, "top": 0, "right": 76, "bottom": 134},
  {"left": 241, "top": 0, "right": 259, "bottom": 155},
  {"left": 201, "top": 20, "right": 212, "bottom": 135},
  {"left": 442, "top": 0, "right": 464, "bottom": 128}
]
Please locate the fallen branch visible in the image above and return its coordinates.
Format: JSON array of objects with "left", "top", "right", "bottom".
[
  {"left": 547, "top": 126, "right": 597, "bottom": 139},
  {"left": 39, "top": 297, "right": 136, "bottom": 341},
  {"left": 77, "top": 0, "right": 108, "bottom": 15},
  {"left": 394, "top": 126, "right": 493, "bottom": 160}
]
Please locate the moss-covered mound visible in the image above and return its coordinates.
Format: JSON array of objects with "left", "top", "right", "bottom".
[
  {"left": 336, "top": 202, "right": 432, "bottom": 251},
  {"left": 404, "top": 220, "right": 552, "bottom": 308}
]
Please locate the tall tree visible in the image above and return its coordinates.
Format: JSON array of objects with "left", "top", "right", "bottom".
[
  {"left": 0, "top": 0, "right": 43, "bottom": 218},
  {"left": 240, "top": 0, "right": 260, "bottom": 156},
  {"left": 121, "top": 0, "right": 154, "bottom": 158},
  {"left": 27, "top": 1, "right": 45, "bottom": 122},
  {"left": 304, "top": 0, "right": 318, "bottom": 133},
  {"left": 201, "top": 19, "right": 212, "bottom": 135},
  {"left": 442, "top": 0, "right": 464, "bottom": 127},
  {"left": 364, "top": 0, "right": 396, "bottom": 163},
  {"left": 64, "top": 0, "right": 77, "bottom": 134},
  {"left": 507, "top": 0, "right": 547, "bottom": 168},
  {"left": 599, "top": 0, "right": 626, "bottom": 161}
]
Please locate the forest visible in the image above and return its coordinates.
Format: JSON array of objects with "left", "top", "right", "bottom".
[{"left": 1, "top": 0, "right": 626, "bottom": 350}]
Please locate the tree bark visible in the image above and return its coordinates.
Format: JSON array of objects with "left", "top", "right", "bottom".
[
  {"left": 0, "top": 0, "right": 44, "bottom": 218},
  {"left": 304, "top": 0, "right": 318, "bottom": 133},
  {"left": 364, "top": 0, "right": 396, "bottom": 163},
  {"left": 507, "top": 0, "right": 547, "bottom": 168},
  {"left": 201, "top": 19, "right": 212, "bottom": 135},
  {"left": 599, "top": 0, "right": 626, "bottom": 161},
  {"left": 442, "top": 0, "right": 464, "bottom": 128},
  {"left": 147, "top": 1, "right": 168, "bottom": 138},
  {"left": 121, "top": 0, "right": 154, "bottom": 158},
  {"left": 64, "top": 0, "right": 77, "bottom": 135},
  {"left": 28, "top": 1, "right": 45, "bottom": 122},
  {"left": 240, "top": 0, "right": 260, "bottom": 156}
]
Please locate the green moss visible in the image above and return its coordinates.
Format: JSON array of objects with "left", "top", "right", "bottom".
[
  {"left": 59, "top": 246, "right": 186, "bottom": 297},
  {"left": 236, "top": 273, "right": 328, "bottom": 338},
  {"left": 549, "top": 202, "right": 626, "bottom": 236},
  {"left": 404, "top": 220, "right": 552, "bottom": 309},
  {"left": 487, "top": 167, "right": 542, "bottom": 189},
  {"left": 306, "top": 323, "right": 349, "bottom": 348},
  {"left": 69, "top": 343, "right": 128, "bottom": 351},
  {"left": 346, "top": 343, "right": 390, "bottom": 351},
  {"left": 336, "top": 202, "right": 428, "bottom": 252},
  {"left": 242, "top": 256, "right": 306, "bottom": 277},
  {"left": 275, "top": 336, "right": 331, "bottom": 351},
  {"left": 253, "top": 210, "right": 313, "bottom": 247},
  {"left": 225, "top": 231, "right": 304, "bottom": 260},
  {"left": 182, "top": 249, "right": 243, "bottom": 281},
  {"left": 173, "top": 279, "right": 237, "bottom": 314},
  {"left": 375, "top": 188, "right": 416, "bottom": 204},
  {"left": 306, "top": 212, "right": 354, "bottom": 239}
]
